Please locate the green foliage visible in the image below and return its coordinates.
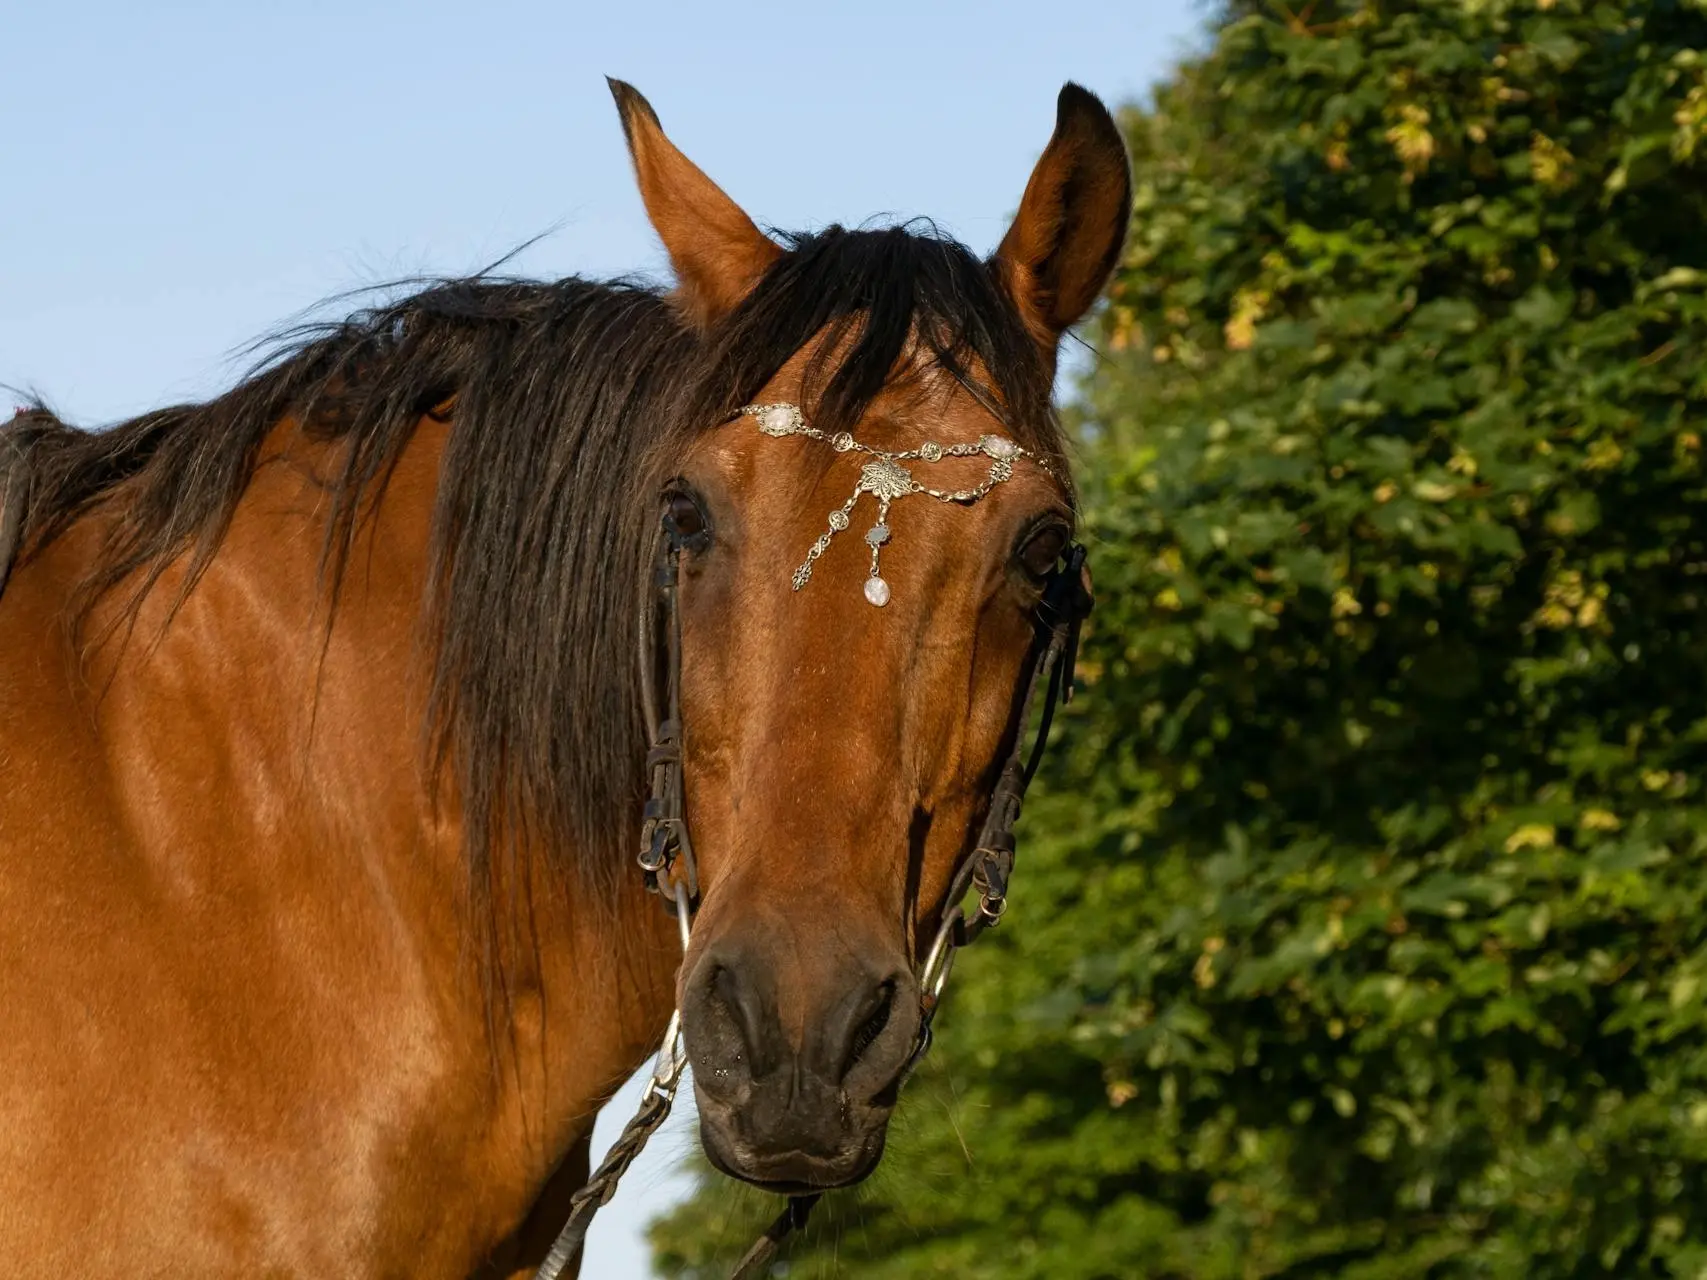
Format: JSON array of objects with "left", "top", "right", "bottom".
[{"left": 651, "top": 1, "right": 1707, "bottom": 1274}]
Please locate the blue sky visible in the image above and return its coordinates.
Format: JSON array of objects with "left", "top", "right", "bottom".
[{"left": 4, "top": 0, "right": 1204, "bottom": 1271}]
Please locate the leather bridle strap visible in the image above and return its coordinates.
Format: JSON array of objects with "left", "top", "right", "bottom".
[
  {"left": 533, "top": 522, "right": 1091, "bottom": 1280},
  {"left": 533, "top": 525, "right": 698, "bottom": 1280},
  {"left": 907, "top": 542, "right": 1091, "bottom": 1073}
]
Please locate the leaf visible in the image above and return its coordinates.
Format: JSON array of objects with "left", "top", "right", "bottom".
[{"left": 1513, "top": 287, "right": 1570, "bottom": 330}]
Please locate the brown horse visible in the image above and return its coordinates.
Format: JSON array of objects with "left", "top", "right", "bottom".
[{"left": 0, "top": 79, "right": 1128, "bottom": 1277}]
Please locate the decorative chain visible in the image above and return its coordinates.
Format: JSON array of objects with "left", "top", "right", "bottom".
[{"left": 739, "top": 402, "right": 1059, "bottom": 609}]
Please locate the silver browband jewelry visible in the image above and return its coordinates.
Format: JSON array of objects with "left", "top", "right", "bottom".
[{"left": 739, "top": 402, "right": 1058, "bottom": 608}]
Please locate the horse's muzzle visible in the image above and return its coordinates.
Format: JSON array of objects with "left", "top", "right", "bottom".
[{"left": 681, "top": 938, "right": 921, "bottom": 1191}]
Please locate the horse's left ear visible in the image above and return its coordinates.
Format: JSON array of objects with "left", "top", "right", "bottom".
[
  {"left": 607, "top": 77, "right": 783, "bottom": 328},
  {"left": 992, "top": 84, "right": 1132, "bottom": 351}
]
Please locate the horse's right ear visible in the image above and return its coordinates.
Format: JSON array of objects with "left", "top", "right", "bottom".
[{"left": 607, "top": 78, "right": 783, "bottom": 328}]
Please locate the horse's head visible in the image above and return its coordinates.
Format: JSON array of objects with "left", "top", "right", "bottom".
[{"left": 611, "top": 80, "right": 1129, "bottom": 1192}]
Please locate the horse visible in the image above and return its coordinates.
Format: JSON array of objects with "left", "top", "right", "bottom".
[{"left": 0, "top": 78, "right": 1129, "bottom": 1277}]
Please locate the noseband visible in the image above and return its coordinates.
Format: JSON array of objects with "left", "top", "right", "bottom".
[{"left": 534, "top": 471, "right": 1092, "bottom": 1280}]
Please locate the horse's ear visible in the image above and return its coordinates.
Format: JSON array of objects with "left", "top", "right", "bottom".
[
  {"left": 992, "top": 83, "right": 1132, "bottom": 352},
  {"left": 607, "top": 78, "right": 783, "bottom": 328}
]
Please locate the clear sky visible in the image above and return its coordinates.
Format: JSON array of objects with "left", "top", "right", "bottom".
[{"left": 4, "top": 0, "right": 1204, "bottom": 1272}]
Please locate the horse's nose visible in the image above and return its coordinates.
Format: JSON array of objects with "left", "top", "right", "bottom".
[
  {"left": 682, "top": 934, "right": 922, "bottom": 1190},
  {"left": 682, "top": 942, "right": 919, "bottom": 1098}
]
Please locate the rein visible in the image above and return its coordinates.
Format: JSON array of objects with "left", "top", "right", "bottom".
[{"left": 533, "top": 505, "right": 1093, "bottom": 1280}]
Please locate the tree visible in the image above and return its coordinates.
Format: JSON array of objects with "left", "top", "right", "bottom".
[{"left": 652, "top": 1, "right": 1707, "bottom": 1274}]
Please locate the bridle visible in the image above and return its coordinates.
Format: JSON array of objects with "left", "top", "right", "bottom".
[
  {"left": 533, "top": 494, "right": 1093, "bottom": 1280},
  {"left": 535, "top": 505, "right": 1091, "bottom": 1278}
]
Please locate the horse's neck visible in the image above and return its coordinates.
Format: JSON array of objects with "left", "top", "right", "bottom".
[{"left": 0, "top": 415, "right": 677, "bottom": 1271}]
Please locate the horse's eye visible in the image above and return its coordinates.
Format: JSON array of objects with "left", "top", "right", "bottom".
[
  {"left": 663, "top": 490, "right": 710, "bottom": 548},
  {"left": 1018, "top": 522, "right": 1069, "bottom": 579}
]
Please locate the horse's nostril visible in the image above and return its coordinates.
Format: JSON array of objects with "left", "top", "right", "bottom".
[
  {"left": 842, "top": 980, "right": 896, "bottom": 1077},
  {"left": 701, "top": 958, "right": 771, "bottom": 1078}
]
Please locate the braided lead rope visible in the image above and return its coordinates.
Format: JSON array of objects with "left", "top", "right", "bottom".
[
  {"left": 532, "top": 1089, "right": 674, "bottom": 1280},
  {"left": 533, "top": 890, "right": 693, "bottom": 1280},
  {"left": 728, "top": 1194, "right": 823, "bottom": 1280}
]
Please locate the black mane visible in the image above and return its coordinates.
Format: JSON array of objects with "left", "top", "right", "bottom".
[{"left": 0, "top": 224, "right": 1064, "bottom": 901}]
